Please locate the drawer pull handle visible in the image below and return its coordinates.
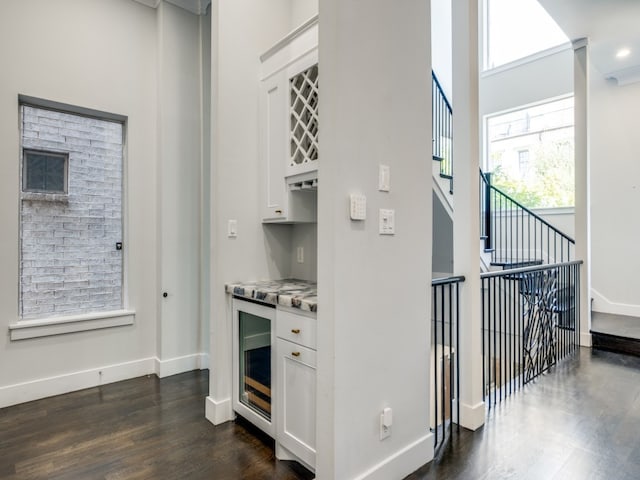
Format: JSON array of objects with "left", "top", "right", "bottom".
[
  {"left": 291, "top": 351, "right": 301, "bottom": 357},
  {"left": 291, "top": 328, "right": 301, "bottom": 334},
  {"left": 275, "top": 209, "right": 283, "bottom": 214}
]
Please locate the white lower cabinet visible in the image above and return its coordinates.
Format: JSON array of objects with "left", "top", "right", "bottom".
[
  {"left": 275, "top": 308, "right": 317, "bottom": 471},
  {"left": 276, "top": 338, "right": 317, "bottom": 470}
]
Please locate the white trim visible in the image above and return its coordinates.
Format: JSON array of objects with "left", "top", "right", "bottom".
[
  {"left": 352, "top": 433, "right": 434, "bottom": 480},
  {"left": 580, "top": 333, "right": 592, "bottom": 348},
  {"left": 155, "top": 353, "right": 209, "bottom": 378},
  {"left": 0, "top": 357, "right": 155, "bottom": 409},
  {"left": 482, "top": 42, "right": 572, "bottom": 78},
  {"left": 205, "top": 395, "right": 234, "bottom": 425},
  {"left": 591, "top": 288, "right": 640, "bottom": 318},
  {"left": 458, "top": 400, "right": 486, "bottom": 431},
  {"left": 260, "top": 15, "right": 318, "bottom": 63},
  {"left": 0, "top": 353, "right": 209, "bottom": 409},
  {"left": 572, "top": 38, "right": 589, "bottom": 51},
  {"left": 9, "top": 310, "right": 136, "bottom": 340},
  {"left": 531, "top": 206, "right": 575, "bottom": 216}
]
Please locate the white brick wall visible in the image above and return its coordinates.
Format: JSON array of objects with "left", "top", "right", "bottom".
[{"left": 20, "top": 106, "right": 123, "bottom": 319}]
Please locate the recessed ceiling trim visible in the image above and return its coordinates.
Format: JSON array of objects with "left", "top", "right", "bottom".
[{"left": 132, "top": 0, "right": 210, "bottom": 15}]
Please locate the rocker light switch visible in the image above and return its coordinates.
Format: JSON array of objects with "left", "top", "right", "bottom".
[{"left": 379, "top": 164, "right": 390, "bottom": 192}]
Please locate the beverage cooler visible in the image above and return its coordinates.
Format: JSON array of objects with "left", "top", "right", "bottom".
[{"left": 232, "top": 299, "right": 276, "bottom": 436}]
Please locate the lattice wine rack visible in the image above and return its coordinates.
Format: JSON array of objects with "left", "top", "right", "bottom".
[{"left": 289, "top": 64, "right": 319, "bottom": 173}]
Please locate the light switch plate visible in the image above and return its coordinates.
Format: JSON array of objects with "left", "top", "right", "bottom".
[
  {"left": 228, "top": 219, "right": 238, "bottom": 238},
  {"left": 350, "top": 194, "right": 367, "bottom": 220},
  {"left": 379, "top": 209, "right": 395, "bottom": 235},
  {"left": 379, "top": 164, "right": 390, "bottom": 192}
]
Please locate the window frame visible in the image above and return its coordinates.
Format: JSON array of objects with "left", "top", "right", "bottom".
[
  {"left": 22, "top": 148, "right": 69, "bottom": 195},
  {"left": 16, "top": 96, "right": 131, "bottom": 337},
  {"left": 483, "top": 94, "right": 575, "bottom": 209}
]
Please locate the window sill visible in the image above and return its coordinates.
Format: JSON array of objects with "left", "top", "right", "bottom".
[
  {"left": 21, "top": 192, "right": 69, "bottom": 203},
  {"left": 9, "top": 310, "right": 135, "bottom": 340},
  {"left": 482, "top": 43, "right": 572, "bottom": 78}
]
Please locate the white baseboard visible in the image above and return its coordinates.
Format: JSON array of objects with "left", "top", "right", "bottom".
[
  {"left": 459, "top": 400, "right": 485, "bottom": 431},
  {"left": 155, "top": 353, "right": 209, "bottom": 378},
  {"left": 591, "top": 288, "right": 640, "bottom": 318},
  {"left": 205, "top": 395, "right": 234, "bottom": 425},
  {"left": 0, "top": 353, "right": 210, "bottom": 409},
  {"left": 580, "top": 332, "right": 593, "bottom": 347},
  {"left": 0, "top": 357, "right": 156, "bottom": 409},
  {"left": 353, "top": 433, "right": 434, "bottom": 480}
]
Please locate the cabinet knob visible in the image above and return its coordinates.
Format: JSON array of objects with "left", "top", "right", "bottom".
[
  {"left": 291, "top": 328, "right": 301, "bottom": 334},
  {"left": 291, "top": 351, "right": 301, "bottom": 357}
]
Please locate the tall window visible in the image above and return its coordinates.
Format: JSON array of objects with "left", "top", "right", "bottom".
[
  {"left": 485, "top": 0, "right": 569, "bottom": 70},
  {"left": 486, "top": 96, "right": 574, "bottom": 208},
  {"left": 20, "top": 104, "right": 124, "bottom": 319}
]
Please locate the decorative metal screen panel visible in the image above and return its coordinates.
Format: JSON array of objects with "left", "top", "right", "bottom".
[{"left": 290, "top": 64, "right": 318, "bottom": 168}]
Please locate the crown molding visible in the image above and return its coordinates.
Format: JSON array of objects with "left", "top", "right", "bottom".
[{"left": 132, "top": 0, "right": 210, "bottom": 15}]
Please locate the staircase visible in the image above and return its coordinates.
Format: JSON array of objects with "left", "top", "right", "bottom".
[
  {"left": 431, "top": 71, "right": 582, "bottom": 410},
  {"left": 431, "top": 72, "right": 575, "bottom": 272}
]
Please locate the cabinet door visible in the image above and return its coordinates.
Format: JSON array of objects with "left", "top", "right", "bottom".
[
  {"left": 276, "top": 338, "right": 316, "bottom": 468},
  {"left": 260, "top": 71, "right": 288, "bottom": 222}
]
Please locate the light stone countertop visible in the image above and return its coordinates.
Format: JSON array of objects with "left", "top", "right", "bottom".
[{"left": 225, "top": 278, "right": 317, "bottom": 313}]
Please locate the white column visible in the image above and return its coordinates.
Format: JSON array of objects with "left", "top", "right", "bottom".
[
  {"left": 573, "top": 38, "right": 592, "bottom": 347},
  {"left": 317, "top": 1, "right": 434, "bottom": 478},
  {"left": 452, "top": 0, "right": 485, "bottom": 430}
]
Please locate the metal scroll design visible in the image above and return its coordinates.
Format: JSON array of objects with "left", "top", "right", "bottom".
[{"left": 520, "top": 269, "right": 558, "bottom": 384}]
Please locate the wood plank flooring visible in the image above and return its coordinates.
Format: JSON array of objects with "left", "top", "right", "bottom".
[
  {"left": 2, "top": 348, "right": 640, "bottom": 479},
  {"left": 408, "top": 348, "right": 640, "bottom": 479},
  {"left": 0, "top": 371, "right": 313, "bottom": 480}
]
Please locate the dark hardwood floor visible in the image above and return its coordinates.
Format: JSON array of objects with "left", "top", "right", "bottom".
[
  {"left": 408, "top": 348, "right": 640, "bottom": 480},
  {"left": 2, "top": 348, "right": 640, "bottom": 480},
  {"left": 0, "top": 371, "right": 313, "bottom": 480}
]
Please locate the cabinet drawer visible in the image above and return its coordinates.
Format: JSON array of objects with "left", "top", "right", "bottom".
[
  {"left": 278, "top": 339, "right": 317, "bottom": 368},
  {"left": 277, "top": 309, "right": 316, "bottom": 349}
]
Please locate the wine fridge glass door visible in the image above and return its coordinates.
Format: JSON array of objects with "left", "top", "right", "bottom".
[{"left": 238, "top": 310, "right": 272, "bottom": 420}]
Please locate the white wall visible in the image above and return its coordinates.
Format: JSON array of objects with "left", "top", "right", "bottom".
[
  {"left": 290, "top": 223, "right": 318, "bottom": 281},
  {"left": 480, "top": 48, "right": 574, "bottom": 118},
  {"left": 207, "top": 0, "right": 296, "bottom": 422},
  {"left": 157, "top": 1, "right": 204, "bottom": 374},
  {"left": 0, "top": 0, "right": 205, "bottom": 407},
  {"left": 433, "top": 192, "right": 453, "bottom": 274},
  {"left": 291, "top": 0, "right": 318, "bottom": 28},
  {"left": 590, "top": 69, "right": 640, "bottom": 313},
  {"left": 318, "top": 1, "right": 433, "bottom": 478}
]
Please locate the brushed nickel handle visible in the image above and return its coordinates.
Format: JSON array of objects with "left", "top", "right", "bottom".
[
  {"left": 291, "top": 328, "right": 301, "bottom": 334},
  {"left": 291, "top": 351, "right": 301, "bottom": 357}
]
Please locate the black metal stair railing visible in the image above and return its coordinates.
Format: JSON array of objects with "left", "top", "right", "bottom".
[
  {"left": 480, "top": 170, "right": 575, "bottom": 267},
  {"left": 431, "top": 275, "right": 464, "bottom": 452},
  {"left": 481, "top": 260, "right": 582, "bottom": 407},
  {"left": 432, "top": 72, "right": 453, "bottom": 192}
]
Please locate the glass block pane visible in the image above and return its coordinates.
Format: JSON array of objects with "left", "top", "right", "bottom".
[{"left": 24, "top": 151, "right": 66, "bottom": 193}]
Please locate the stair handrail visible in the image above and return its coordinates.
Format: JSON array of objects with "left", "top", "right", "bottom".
[
  {"left": 480, "top": 169, "right": 575, "bottom": 265},
  {"left": 432, "top": 71, "right": 453, "bottom": 191}
]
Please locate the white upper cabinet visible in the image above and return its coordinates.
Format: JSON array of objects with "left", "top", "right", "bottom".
[{"left": 259, "top": 17, "right": 318, "bottom": 223}]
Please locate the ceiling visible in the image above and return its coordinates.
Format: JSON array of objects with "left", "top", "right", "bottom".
[
  {"left": 133, "top": 0, "right": 210, "bottom": 16},
  {"left": 539, "top": 0, "right": 640, "bottom": 85}
]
